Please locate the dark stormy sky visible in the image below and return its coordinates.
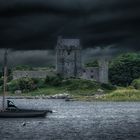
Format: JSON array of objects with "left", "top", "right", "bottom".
[{"left": 0, "top": 0, "right": 140, "bottom": 67}]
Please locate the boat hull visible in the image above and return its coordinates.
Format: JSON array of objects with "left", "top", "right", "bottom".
[{"left": 0, "top": 109, "right": 49, "bottom": 118}]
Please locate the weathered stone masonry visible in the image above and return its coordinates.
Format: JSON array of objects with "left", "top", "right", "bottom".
[
  {"left": 56, "top": 36, "right": 109, "bottom": 83},
  {"left": 13, "top": 70, "right": 55, "bottom": 80},
  {"left": 13, "top": 36, "right": 109, "bottom": 84},
  {"left": 56, "top": 36, "right": 82, "bottom": 78}
]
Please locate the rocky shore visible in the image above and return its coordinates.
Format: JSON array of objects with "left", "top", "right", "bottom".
[{"left": 4, "top": 93, "right": 72, "bottom": 100}]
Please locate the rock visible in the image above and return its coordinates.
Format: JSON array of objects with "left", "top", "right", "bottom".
[
  {"left": 7, "top": 93, "right": 72, "bottom": 100},
  {"left": 94, "top": 94, "right": 104, "bottom": 99},
  {"left": 22, "top": 122, "right": 26, "bottom": 126},
  {"left": 50, "top": 93, "right": 71, "bottom": 99},
  {"left": 97, "top": 89, "right": 104, "bottom": 94},
  {"left": 14, "top": 90, "right": 22, "bottom": 95}
]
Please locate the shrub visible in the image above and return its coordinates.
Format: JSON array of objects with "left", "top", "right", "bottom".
[
  {"left": 32, "top": 78, "right": 45, "bottom": 88},
  {"left": 61, "top": 79, "right": 100, "bottom": 90},
  {"left": 85, "top": 60, "right": 99, "bottom": 67},
  {"left": 13, "top": 65, "right": 33, "bottom": 70},
  {"left": 100, "top": 83, "right": 116, "bottom": 90},
  {"left": 131, "top": 79, "right": 140, "bottom": 89},
  {"left": 18, "top": 78, "right": 35, "bottom": 92},
  {"left": 7, "top": 77, "right": 38, "bottom": 93},
  {"left": 45, "top": 75, "right": 63, "bottom": 86},
  {"left": 7, "top": 80, "right": 20, "bottom": 92}
]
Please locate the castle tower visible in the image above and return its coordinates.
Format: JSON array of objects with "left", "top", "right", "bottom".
[
  {"left": 56, "top": 36, "right": 82, "bottom": 78},
  {"left": 98, "top": 59, "right": 109, "bottom": 84}
]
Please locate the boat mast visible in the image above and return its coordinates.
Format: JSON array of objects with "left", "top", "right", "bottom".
[{"left": 2, "top": 49, "right": 8, "bottom": 111}]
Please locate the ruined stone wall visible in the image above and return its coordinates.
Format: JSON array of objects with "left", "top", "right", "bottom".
[
  {"left": 13, "top": 70, "right": 56, "bottom": 80},
  {"left": 81, "top": 67, "right": 99, "bottom": 81},
  {"left": 56, "top": 37, "right": 109, "bottom": 82},
  {"left": 98, "top": 59, "right": 109, "bottom": 84}
]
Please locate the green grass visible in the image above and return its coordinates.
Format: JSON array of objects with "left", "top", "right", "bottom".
[
  {"left": 0, "top": 87, "right": 66, "bottom": 96},
  {"left": 2, "top": 77, "right": 140, "bottom": 101},
  {"left": 1, "top": 86, "right": 140, "bottom": 102},
  {"left": 27, "top": 87, "right": 70, "bottom": 96},
  {"left": 16, "top": 87, "right": 97, "bottom": 97},
  {"left": 3, "top": 78, "right": 110, "bottom": 96},
  {"left": 99, "top": 88, "right": 140, "bottom": 101}
]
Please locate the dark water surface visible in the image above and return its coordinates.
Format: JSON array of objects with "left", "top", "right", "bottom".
[{"left": 0, "top": 99, "right": 140, "bottom": 140}]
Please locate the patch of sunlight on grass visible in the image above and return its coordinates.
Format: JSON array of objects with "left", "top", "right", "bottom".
[{"left": 101, "top": 88, "right": 140, "bottom": 101}]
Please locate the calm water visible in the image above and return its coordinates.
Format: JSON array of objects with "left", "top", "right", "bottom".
[{"left": 0, "top": 99, "right": 140, "bottom": 140}]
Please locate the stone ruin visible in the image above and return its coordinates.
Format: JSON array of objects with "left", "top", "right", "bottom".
[
  {"left": 12, "top": 36, "right": 108, "bottom": 84},
  {"left": 56, "top": 36, "right": 108, "bottom": 83},
  {"left": 56, "top": 36, "right": 82, "bottom": 78},
  {"left": 13, "top": 70, "right": 56, "bottom": 80}
]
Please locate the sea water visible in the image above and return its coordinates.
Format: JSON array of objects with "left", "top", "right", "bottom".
[{"left": 0, "top": 99, "right": 140, "bottom": 140}]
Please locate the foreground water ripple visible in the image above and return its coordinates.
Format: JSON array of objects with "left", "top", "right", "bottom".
[{"left": 0, "top": 99, "right": 140, "bottom": 140}]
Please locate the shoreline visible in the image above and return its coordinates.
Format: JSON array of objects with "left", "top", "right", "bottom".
[
  {"left": 0, "top": 93, "right": 73, "bottom": 100},
  {"left": 0, "top": 95, "right": 140, "bottom": 102}
]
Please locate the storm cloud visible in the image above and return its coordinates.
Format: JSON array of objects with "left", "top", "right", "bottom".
[
  {"left": 0, "top": 0, "right": 139, "bottom": 50},
  {"left": 0, "top": 0, "right": 139, "bottom": 67},
  {"left": 0, "top": 47, "right": 135, "bottom": 68},
  {"left": 0, "top": 49, "right": 55, "bottom": 68}
]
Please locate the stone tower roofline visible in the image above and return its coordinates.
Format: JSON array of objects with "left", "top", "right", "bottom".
[{"left": 56, "top": 36, "right": 81, "bottom": 50}]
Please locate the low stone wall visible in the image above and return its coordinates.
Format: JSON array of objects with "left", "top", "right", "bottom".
[{"left": 13, "top": 70, "right": 56, "bottom": 80}]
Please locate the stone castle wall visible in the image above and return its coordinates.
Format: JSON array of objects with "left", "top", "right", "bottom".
[
  {"left": 81, "top": 67, "right": 99, "bottom": 81},
  {"left": 56, "top": 37, "right": 108, "bottom": 83},
  {"left": 13, "top": 70, "right": 56, "bottom": 80},
  {"left": 98, "top": 59, "right": 109, "bottom": 84},
  {"left": 56, "top": 37, "right": 82, "bottom": 78},
  {"left": 12, "top": 37, "right": 109, "bottom": 84}
]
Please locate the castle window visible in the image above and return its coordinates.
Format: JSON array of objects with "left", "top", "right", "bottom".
[
  {"left": 91, "top": 70, "right": 93, "bottom": 73},
  {"left": 91, "top": 75, "right": 94, "bottom": 78},
  {"left": 83, "top": 70, "right": 86, "bottom": 73}
]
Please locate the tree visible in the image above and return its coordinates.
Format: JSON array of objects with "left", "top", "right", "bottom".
[
  {"left": 13, "top": 65, "right": 33, "bottom": 70},
  {"left": 7, "top": 78, "right": 45, "bottom": 93},
  {"left": 109, "top": 53, "right": 140, "bottom": 86},
  {"left": 85, "top": 60, "right": 98, "bottom": 67}
]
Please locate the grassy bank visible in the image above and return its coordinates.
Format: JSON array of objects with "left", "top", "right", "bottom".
[
  {"left": 26, "top": 87, "right": 140, "bottom": 101},
  {"left": 0, "top": 86, "right": 103, "bottom": 97},
  {"left": 1, "top": 87, "right": 140, "bottom": 102},
  {"left": 1, "top": 78, "right": 140, "bottom": 101},
  {"left": 98, "top": 88, "right": 140, "bottom": 101},
  {"left": 1, "top": 78, "right": 115, "bottom": 97}
]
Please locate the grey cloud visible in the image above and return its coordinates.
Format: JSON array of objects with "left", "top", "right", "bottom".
[
  {"left": 0, "top": 0, "right": 139, "bottom": 51},
  {"left": 0, "top": 46, "right": 136, "bottom": 69},
  {"left": 0, "top": 50, "right": 55, "bottom": 68},
  {"left": 82, "top": 46, "right": 137, "bottom": 64}
]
